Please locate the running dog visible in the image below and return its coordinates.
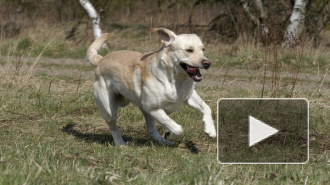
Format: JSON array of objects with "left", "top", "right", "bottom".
[{"left": 86, "top": 28, "right": 216, "bottom": 145}]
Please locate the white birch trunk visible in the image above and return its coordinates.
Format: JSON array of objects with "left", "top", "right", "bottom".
[
  {"left": 79, "top": 0, "right": 108, "bottom": 48},
  {"left": 282, "top": 0, "right": 307, "bottom": 48}
]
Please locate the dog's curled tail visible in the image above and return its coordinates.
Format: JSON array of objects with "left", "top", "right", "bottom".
[{"left": 86, "top": 33, "right": 110, "bottom": 66}]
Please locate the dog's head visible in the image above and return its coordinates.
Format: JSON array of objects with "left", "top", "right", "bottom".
[{"left": 152, "top": 28, "right": 211, "bottom": 82}]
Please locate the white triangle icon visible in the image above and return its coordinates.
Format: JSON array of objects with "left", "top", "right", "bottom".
[{"left": 249, "top": 116, "right": 279, "bottom": 147}]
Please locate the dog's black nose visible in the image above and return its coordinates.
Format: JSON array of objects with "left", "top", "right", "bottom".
[{"left": 201, "top": 60, "right": 211, "bottom": 69}]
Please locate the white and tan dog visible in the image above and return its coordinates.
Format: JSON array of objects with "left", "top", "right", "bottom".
[{"left": 86, "top": 28, "right": 216, "bottom": 145}]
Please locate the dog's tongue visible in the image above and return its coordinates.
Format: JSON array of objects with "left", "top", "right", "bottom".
[{"left": 186, "top": 66, "right": 202, "bottom": 82}]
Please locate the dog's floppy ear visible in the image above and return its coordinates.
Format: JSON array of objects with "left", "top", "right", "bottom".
[{"left": 151, "top": 28, "right": 177, "bottom": 45}]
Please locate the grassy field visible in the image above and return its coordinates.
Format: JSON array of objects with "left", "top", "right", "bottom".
[
  {"left": 218, "top": 99, "right": 309, "bottom": 163},
  {"left": 0, "top": 26, "right": 329, "bottom": 184}
]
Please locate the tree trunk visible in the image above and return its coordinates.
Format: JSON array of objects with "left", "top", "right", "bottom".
[
  {"left": 79, "top": 0, "right": 107, "bottom": 48},
  {"left": 282, "top": 0, "right": 307, "bottom": 48},
  {"left": 255, "top": 0, "right": 267, "bottom": 19}
]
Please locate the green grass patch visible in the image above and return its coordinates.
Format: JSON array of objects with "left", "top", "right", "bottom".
[
  {"left": 209, "top": 45, "right": 329, "bottom": 74},
  {"left": 0, "top": 70, "right": 329, "bottom": 184},
  {"left": 0, "top": 38, "right": 93, "bottom": 59}
]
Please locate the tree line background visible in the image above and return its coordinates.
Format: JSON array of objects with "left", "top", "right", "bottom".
[{"left": 0, "top": 0, "right": 329, "bottom": 46}]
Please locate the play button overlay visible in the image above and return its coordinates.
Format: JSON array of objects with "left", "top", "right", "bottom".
[
  {"left": 217, "top": 98, "right": 309, "bottom": 164},
  {"left": 249, "top": 116, "right": 279, "bottom": 147}
]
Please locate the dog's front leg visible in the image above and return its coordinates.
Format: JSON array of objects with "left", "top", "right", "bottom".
[
  {"left": 149, "top": 109, "right": 184, "bottom": 141},
  {"left": 185, "top": 90, "right": 216, "bottom": 138}
]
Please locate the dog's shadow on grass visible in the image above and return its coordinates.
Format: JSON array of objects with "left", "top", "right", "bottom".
[
  {"left": 62, "top": 122, "right": 201, "bottom": 154},
  {"left": 62, "top": 122, "right": 150, "bottom": 147},
  {"left": 184, "top": 140, "right": 199, "bottom": 154}
]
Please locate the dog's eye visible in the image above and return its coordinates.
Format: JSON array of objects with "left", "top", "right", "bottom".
[
  {"left": 186, "top": 49, "right": 194, "bottom": 53},
  {"left": 202, "top": 48, "right": 205, "bottom": 52}
]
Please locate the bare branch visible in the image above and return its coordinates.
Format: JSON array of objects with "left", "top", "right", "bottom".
[{"left": 240, "top": 0, "right": 260, "bottom": 26}]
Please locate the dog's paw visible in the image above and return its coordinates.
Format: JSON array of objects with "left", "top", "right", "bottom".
[
  {"left": 163, "top": 139, "right": 176, "bottom": 146},
  {"left": 164, "top": 131, "right": 181, "bottom": 141},
  {"left": 172, "top": 125, "right": 183, "bottom": 135},
  {"left": 204, "top": 126, "right": 216, "bottom": 138},
  {"left": 157, "top": 134, "right": 176, "bottom": 146},
  {"left": 164, "top": 125, "right": 183, "bottom": 141}
]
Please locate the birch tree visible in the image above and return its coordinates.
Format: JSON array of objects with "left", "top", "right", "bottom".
[
  {"left": 79, "top": 0, "right": 108, "bottom": 48},
  {"left": 282, "top": 0, "right": 307, "bottom": 48}
]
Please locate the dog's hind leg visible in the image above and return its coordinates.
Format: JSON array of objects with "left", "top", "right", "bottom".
[
  {"left": 140, "top": 109, "right": 175, "bottom": 145},
  {"left": 93, "top": 78, "right": 126, "bottom": 145}
]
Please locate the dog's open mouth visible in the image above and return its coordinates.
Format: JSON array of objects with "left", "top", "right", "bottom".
[{"left": 180, "top": 63, "right": 202, "bottom": 82}]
